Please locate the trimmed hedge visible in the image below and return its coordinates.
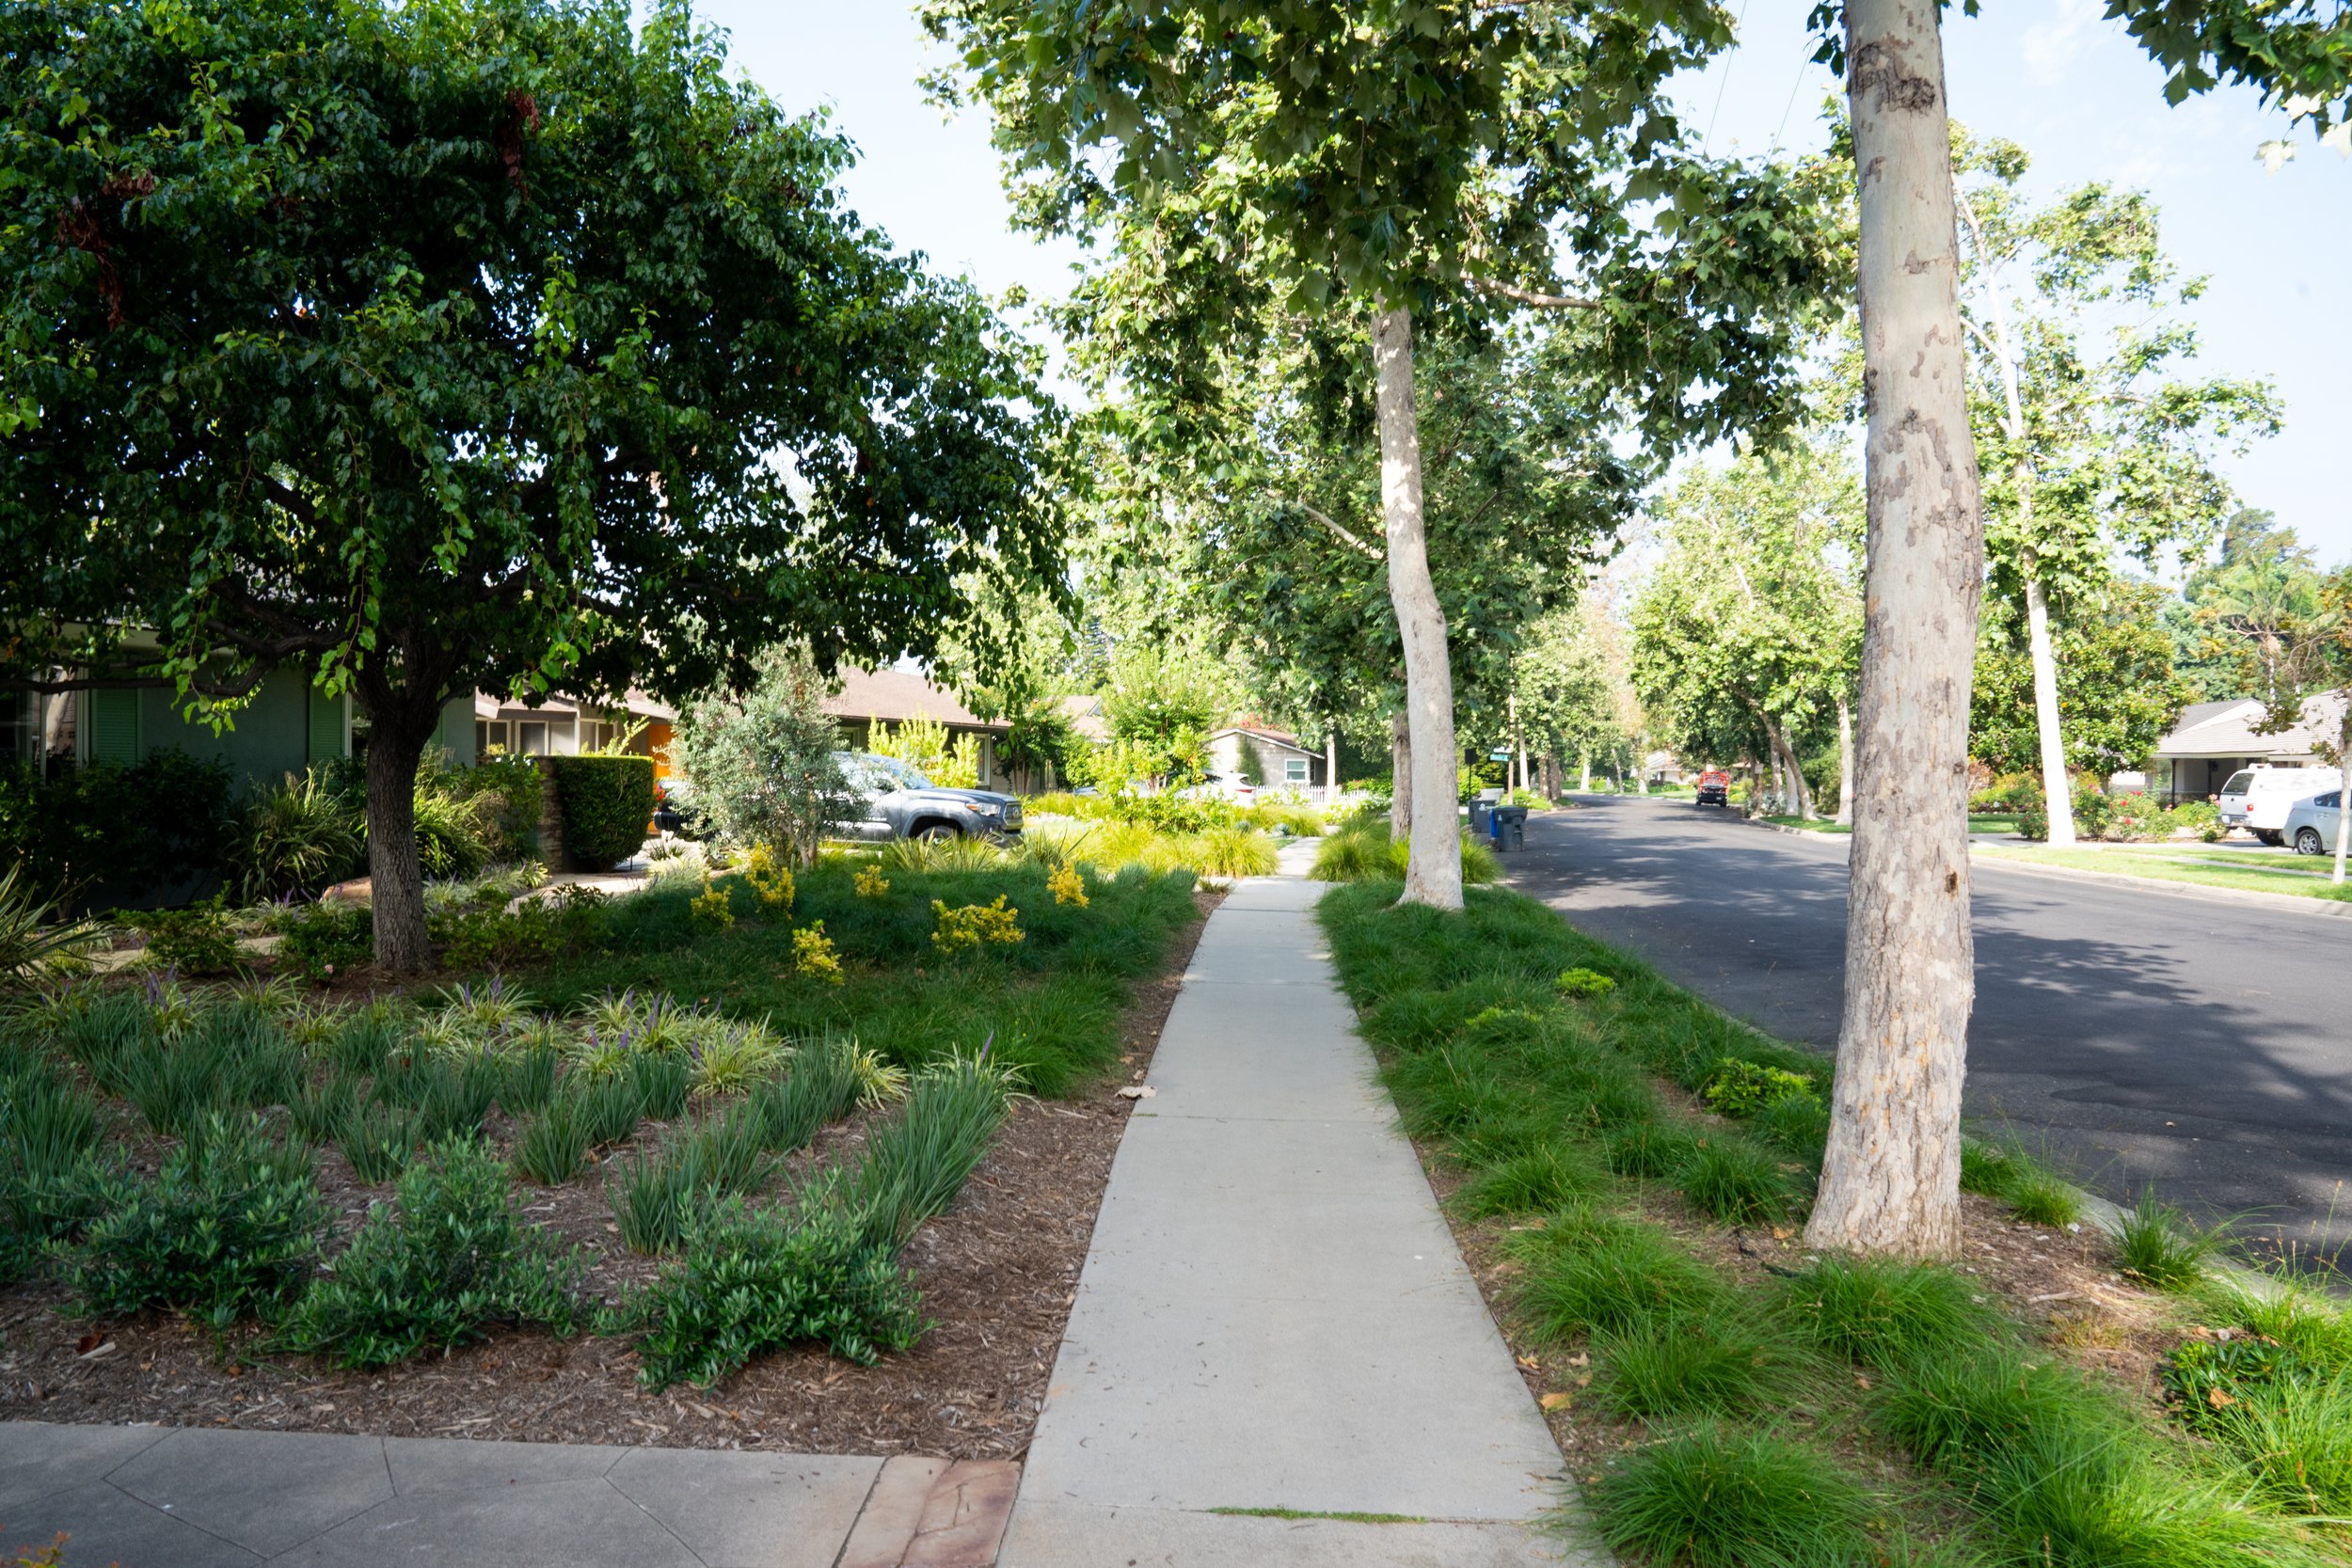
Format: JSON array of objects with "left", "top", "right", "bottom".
[{"left": 548, "top": 755, "right": 654, "bottom": 870}]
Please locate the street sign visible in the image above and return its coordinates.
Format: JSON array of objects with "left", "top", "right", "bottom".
[{"left": 1487, "top": 751, "right": 1511, "bottom": 761}]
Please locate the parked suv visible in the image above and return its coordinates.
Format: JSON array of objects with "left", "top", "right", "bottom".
[
  {"left": 834, "top": 752, "right": 1023, "bottom": 843},
  {"left": 2218, "top": 765, "right": 2337, "bottom": 847}
]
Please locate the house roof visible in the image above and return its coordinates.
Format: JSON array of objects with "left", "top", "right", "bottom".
[
  {"left": 1057, "top": 693, "right": 1110, "bottom": 743},
  {"left": 474, "top": 689, "right": 675, "bottom": 723},
  {"left": 825, "top": 667, "right": 1005, "bottom": 732},
  {"left": 1210, "top": 724, "right": 1313, "bottom": 757},
  {"left": 2153, "top": 693, "right": 2344, "bottom": 760}
]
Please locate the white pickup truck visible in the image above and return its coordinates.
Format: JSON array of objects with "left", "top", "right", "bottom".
[{"left": 2218, "top": 765, "right": 2338, "bottom": 847}]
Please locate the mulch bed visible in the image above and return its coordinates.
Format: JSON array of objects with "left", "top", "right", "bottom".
[{"left": 0, "top": 890, "right": 1221, "bottom": 1460}]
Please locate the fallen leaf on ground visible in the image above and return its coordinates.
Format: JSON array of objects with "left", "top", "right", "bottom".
[{"left": 1540, "top": 1393, "right": 1574, "bottom": 1411}]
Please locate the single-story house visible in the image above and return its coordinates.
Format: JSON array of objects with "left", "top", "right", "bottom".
[
  {"left": 2149, "top": 693, "right": 2344, "bottom": 804},
  {"left": 4, "top": 668, "right": 472, "bottom": 787},
  {"left": 1057, "top": 693, "right": 1110, "bottom": 745},
  {"left": 825, "top": 667, "right": 1017, "bottom": 792},
  {"left": 473, "top": 689, "right": 675, "bottom": 776},
  {"left": 1207, "top": 722, "right": 1324, "bottom": 791}
]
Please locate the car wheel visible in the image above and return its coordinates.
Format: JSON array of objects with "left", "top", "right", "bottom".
[
  {"left": 915, "top": 823, "right": 960, "bottom": 843},
  {"left": 2296, "top": 828, "right": 2326, "bottom": 856}
]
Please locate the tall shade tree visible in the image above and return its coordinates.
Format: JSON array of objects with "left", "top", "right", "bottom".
[
  {"left": 925, "top": 0, "right": 1835, "bottom": 909},
  {"left": 0, "top": 0, "right": 1060, "bottom": 969},
  {"left": 1949, "top": 134, "right": 2278, "bottom": 845},
  {"left": 2177, "top": 512, "right": 2328, "bottom": 705},
  {"left": 1630, "top": 442, "right": 1862, "bottom": 821},
  {"left": 2243, "top": 572, "right": 2352, "bottom": 884},
  {"left": 1972, "top": 578, "right": 2186, "bottom": 783},
  {"left": 1070, "top": 314, "right": 1637, "bottom": 834},
  {"left": 1804, "top": 0, "right": 2347, "bottom": 1255}
]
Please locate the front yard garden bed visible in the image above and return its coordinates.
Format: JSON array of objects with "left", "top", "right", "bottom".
[{"left": 1, "top": 854, "right": 1216, "bottom": 1460}]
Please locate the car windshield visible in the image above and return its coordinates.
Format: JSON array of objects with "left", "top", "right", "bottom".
[
  {"left": 836, "top": 752, "right": 930, "bottom": 792},
  {"left": 2221, "top": 771, "right": 2253, "bottom": 796}
]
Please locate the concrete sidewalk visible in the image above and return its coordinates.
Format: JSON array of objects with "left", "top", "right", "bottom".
[
  {"left": 0, "top": 1422, "right": 1013, "bottom": 1568},
  {"left": 999, "top": 871, "right": 1590, "bottom": 1567}
]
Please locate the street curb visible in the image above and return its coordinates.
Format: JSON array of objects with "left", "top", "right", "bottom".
[
  {"left": 1721, "top": 806, "right": 2352, "bottom": 922},
  {"left": 1968, "top": 848, "right": 2352, "bottom": 922}
]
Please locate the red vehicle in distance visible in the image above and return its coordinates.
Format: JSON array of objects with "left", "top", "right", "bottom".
[{"left": 1693, "top": 768, "right": 1732, "bottom": 808}]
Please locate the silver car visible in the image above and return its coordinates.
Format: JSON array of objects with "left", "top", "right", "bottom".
[{"left": 2283, "top": 789, "right": 2345, "bottom": 856}]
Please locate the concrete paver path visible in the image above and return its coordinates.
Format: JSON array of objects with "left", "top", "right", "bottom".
[{"left": 1000, "top": 869, "right": 1590, "bottom": 1567}]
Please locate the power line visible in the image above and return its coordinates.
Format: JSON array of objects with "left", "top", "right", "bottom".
[
  {"left": 1772, "top": 42, "right": 1815, "bottom": 152},
  {"left": 1702, "top": 1, "right": 1752, "bottom": 155}
]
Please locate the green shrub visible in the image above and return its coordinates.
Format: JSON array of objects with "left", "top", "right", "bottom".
[
  {"left": 629, "top": 1049, "right": 692, "bottom": 1122},
  {"left": 1748, "top": 1092, "right": 1831, "bottom": 1159},
  {"left": 118, "top": 1000, "right": 303, "bottom": 1137},
  {"left": 1779, "top": 1257, "right": 2008, "bottom": 1373},
  {"left": 337, "top": 1099, "right": 427, "bottom": 1183},
  {"left": 548, "top": 755, "right": 655, "bottom": 871},
  {"left": 579, "top": 1073, "right": 644, "bottom": 1148},
  {"left": 0, "top": 750, "right": 237, "bottom": 915},
  {"left": 1699, "top": 1056, "right": 1817, "bottom": 1118},
  {"left": 230, "top": 768, "right": 364, "bottom": 903},
  {"left": 453, "top": 756, "right": 545, "bottom": 863},
  {"left": 1307, "top": 820, "right": 1500, "bottom": 885},
  {"left": 498, "top": 1041, "right": 562, "bottom": 1114},
  {"left": 1591, "top": 1421, "right": 1873, "bottom": 1568},
  {"left": 277, "top": 1137, "right": 580, "bottom": 1367},
  {"left": 124, "top": 898, "right": 241, "bottom": 975},
  {"left": 279, "top": 901, "right": 374, "bottom": 981},
  {"left": 60, "top": 1114, "right": 326, "bottom": 1326},
  {"left": 619, "top": 1196, "right": 925, "bottom": 1386},
  {"left": 1555, "top": 966, "right": 1615, "bottom": 999}
]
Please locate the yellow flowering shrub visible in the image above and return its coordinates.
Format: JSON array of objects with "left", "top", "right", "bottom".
[
  {"left": 791, "top": 921, "right": 844, "bottom": 985},
  {"left": 853, "top": 864, "right": 891, "bottom": 898},
  {"left": 1047, "top": 863, "right": 1089, "bottom": 908},
  {"left": 742, "top": 844, "right": 795, "bottom": 911},
  {"left": 688, "top": 878, "right": 734, "bottom": 931},
  {"left": 930, "top": 895, "right": 1024, "bottom": 954}
]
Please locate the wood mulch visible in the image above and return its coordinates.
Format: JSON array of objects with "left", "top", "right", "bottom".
[{"left": 0, "top": 890, "right": 1221, "bottom": 1459}]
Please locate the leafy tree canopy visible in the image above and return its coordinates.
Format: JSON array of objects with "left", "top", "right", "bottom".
[{"left": 1972, "top": 578, "right": 2186, "bottom": 776}]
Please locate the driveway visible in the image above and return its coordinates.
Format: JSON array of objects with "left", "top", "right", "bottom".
[{"left": 1505, "top": 797, "right": 2352, "bottom": 1258}]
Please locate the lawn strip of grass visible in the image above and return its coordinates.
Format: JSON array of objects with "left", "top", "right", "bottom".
[
  {"left": 1205, "top": 1507, "right": 1429, "bottom": 1525},
  {"left": 1977, "top": 844, "right": 2352, "bottom": 902},
  {"left": 1316, "top": 879, "right": 2341, "bottom": 1566}
]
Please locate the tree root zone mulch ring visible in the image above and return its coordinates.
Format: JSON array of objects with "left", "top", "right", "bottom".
[{"left": 0, "top": 890, "right": 1224, "bottom": 1461}]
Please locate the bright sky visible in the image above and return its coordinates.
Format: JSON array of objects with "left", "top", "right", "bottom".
[{"left": 694, "top": 1, "right": 2350, "bottom": 571}]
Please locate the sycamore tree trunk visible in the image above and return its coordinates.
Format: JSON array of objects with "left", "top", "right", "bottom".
[
  {"left": 1374, "top": 306, "right": 1464, "bottom": 910},
  {"left": 2334, "top": 709, "right": 2351, "bottom": 886},
  {"left": 2022, "top": 557, "right": 2077, "bottom": 846},
  {"left": 1580, "top": 749, "right": 1592, "bottom": 792},
  {"left": 1326, "top": 729, "right": 1339, "bottom": 810},
  {"left": 1391, "top": 710, "right": 1413, "bottom": 838},
  {"left": 1769, "top": 719, "right": 1814, "bottom": 819},
  {"left": 1836, "top": 693, "right": 1856, "bottom": 825},
  {"left": 1806, "top": 0, "right": 1985, "bottom": 1259}
]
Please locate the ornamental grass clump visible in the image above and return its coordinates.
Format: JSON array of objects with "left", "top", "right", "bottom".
[
  {"left": 2115, "top": 1190, "right": 2226, "bottom": 1291},
  {"left": 278, "top": 1137, "right": 580, "bottom": 1369},
  {"left": 610, "top": 1106, "right": 775, "bottom": 1254},
  {"left": 747, "top": 1035, "right": 867, "bottom": 1152},
  {"left": 514, "top": 1094, "right": 591, "bottom": 1185},
  {"left": 1591, "top": 1421, "right": 1874, "bottom": 1568},
  {"left": 828, "top": 1051, "right": 1020, "bottom": 1247},
  {"left": 1777, "top": 1256, "right": 2009, "bottom": 1374}
]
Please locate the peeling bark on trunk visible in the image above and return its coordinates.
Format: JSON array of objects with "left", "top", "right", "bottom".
[
  {"left": 1391, "top": 710, "right": 1412, "bottom": 838},
  {"left": 2335, "top": 710, "right": 2351, "bottom": 886},
  {"left": 1326, "top": 728, "right": 1339, "bottom": 810},
  {"left": 2023, "top": 563, "right": 2076, "bottom": 845},
  {"left": 1766, "top": 717, "right": 1814, "bottom": 820},
  {"left": 1580, "top": 749, "right": 1592, "bottom": 792},
  {"left": 1805, "top": 0, "right": 1983, "bottom": 1259},
  {"left": 1836, "top": 693, "right": 1856, "bottom": 825},
  {"left": 1374, "top": 306, "right": 1463, "bottom": 911}
]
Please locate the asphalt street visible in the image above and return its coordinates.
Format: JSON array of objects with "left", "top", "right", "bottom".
[{"left": 1504, "top": 796, "right": 2352, "bottom": 1256}]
